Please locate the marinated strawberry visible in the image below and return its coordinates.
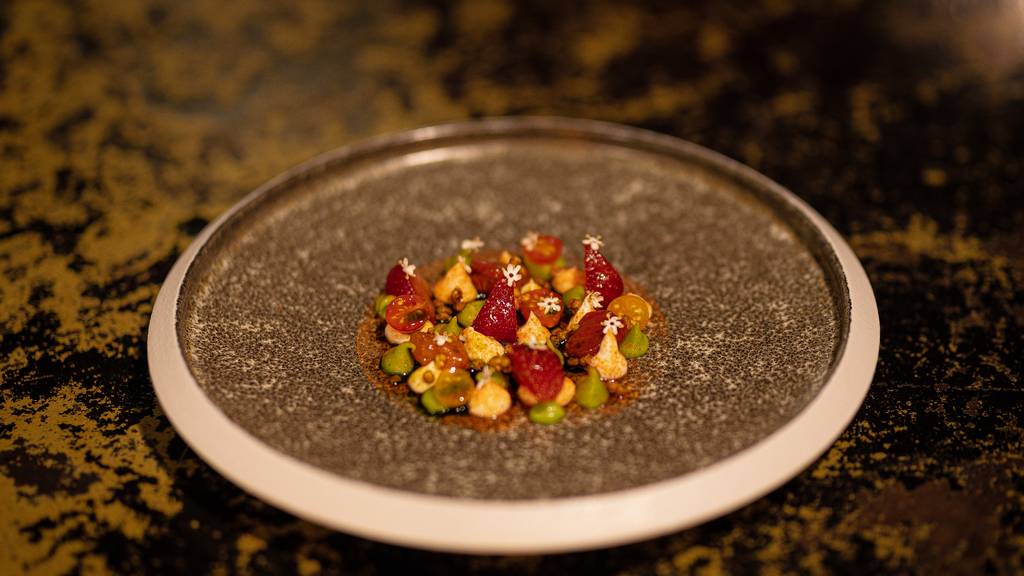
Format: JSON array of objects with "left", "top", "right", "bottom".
[
  {"left": 508, "top": 344, "right": 564, "bottom": 401},
  {"left": 518, "top": 288, "right": 563, "bottom": 328},
  {"left": 583, "top": 235, "right": 624, "bottom": 304},
  {"left": 472, "top": 264, "right": 521, "bottom": 342},
  {"left": 565, "top": 310, "right": 627, "bottom": 357},
  {"left": 385, "top": 258, "right": 431, "bottom": 301}
]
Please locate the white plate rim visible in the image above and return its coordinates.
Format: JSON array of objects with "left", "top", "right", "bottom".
[{"left": 148, "top": 116, "right": 879, "bottom": 555}]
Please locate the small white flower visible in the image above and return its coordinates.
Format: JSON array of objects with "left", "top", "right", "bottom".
[
  {"left": 520, "top": 231, "right": 539, "bottom": 251},
  {"left": 601, "top": 315, "right": 624, "bottom": 336},
  {"left": 398, "top": 257, "right": 416, "bottom": 277},
  {"left": 461, "top": 237, "right": 484, "bottom": 251},
  {"left": 457, "top": 254, "right": 472, "bottom": 274},
  {"left": 538, "top": 296, "right": 562, "bottom": 314},
  {"left": 586, "top": 291, "right": 605, "bottom": 309},
  {"left": 433, "top": 333, "right": 450, "bottom": 346},
  {"left": 502, "top": 263, "right": 522, "bottom": 287},
  {"left": 582, "top": 234, "right": 604, "bottom": 251}
]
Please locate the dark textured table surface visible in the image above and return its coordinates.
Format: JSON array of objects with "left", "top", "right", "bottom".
[{"left": 2, "top": 1, "right": 1022, "bottom": 574}]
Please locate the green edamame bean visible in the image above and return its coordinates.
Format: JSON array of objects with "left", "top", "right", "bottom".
[
  {"left": 619, "top": 325, "right": 649, "bottom": 359},
  {"left": 574, "top": 367, "right": 609, "bottom": 409},
  {"left": 421, "top": 388, "right": 448, "bottom": 415},
  {"left": 562, "top": 285, "right": 585, "bottom": 309},
  {"left": 374, "top": 294, "right": 395, "bottom": 318},
  {"left": 529, "top": 402, "right": 565, "bottom": 425},
  {"left": 380, "top": 343, "right": 415, "bottom": 377},
  {"left": 457, "top": 300, "right": 486, "bottom": 327}
]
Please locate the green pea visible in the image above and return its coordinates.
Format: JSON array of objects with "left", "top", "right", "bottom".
[
  {"left": 574, "top": 367, "right": 609, "bottom": 409},
  {"left": 421, "top": 388, "right": 448, "bottom": 415},
  {"left": 529, "top": 402, "right": 565, "bottom": 425},
  {"left": 457, "top": 300, "right": 486, "bottom": 327},
  {"left": 374, "top": 294, "right": 395, "bottom": 318},
  {"left": 562, "top": 285, "right": 585, "bottom": 309},
  {"left": 619, "top": 325, "right": 649, "bottom": 359},
  {"left": 380, "top": 343, "right": 415, "bottom": 377}
]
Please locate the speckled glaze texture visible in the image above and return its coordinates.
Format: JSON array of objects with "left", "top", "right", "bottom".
[{"left": 178, "top": 123, "right": 845, "bottom": 499}]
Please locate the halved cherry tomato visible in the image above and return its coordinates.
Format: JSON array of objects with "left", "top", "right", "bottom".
[
  {"left": 385, "top": 294, "right": 432, "bottom": 332},
  {"left": 523, "top": 234, "right": 563, "bottom": 265},
  {"left": 518, "top": 288, "right": 563, "bottom": 328},
  {"left": 409, "top": 331, "right": 470, "bottom": 370},
  {"left": 608, "top": 293, "right": 653, "bottom": 330}
]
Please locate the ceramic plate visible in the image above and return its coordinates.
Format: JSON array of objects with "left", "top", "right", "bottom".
[{"left": 148, "top": 117, "right": 878, "bottom": 554}]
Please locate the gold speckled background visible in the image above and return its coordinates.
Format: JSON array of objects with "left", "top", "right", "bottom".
[{"left": 1, "top": 0, "right": 1021, "bottom": 574}]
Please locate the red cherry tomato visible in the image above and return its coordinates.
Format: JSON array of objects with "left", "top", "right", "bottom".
[
  {"left": 518, "top": 288, "right": 563, "bottom": 328},
  {"left": 523, "top": 234, "right": 563, "bottom": 265},
  {"left": 409, "top": 332, "right": 470, "bottom": 370},
  {"left": 385, "top": 294, "right": 431, "bottom": 332}
]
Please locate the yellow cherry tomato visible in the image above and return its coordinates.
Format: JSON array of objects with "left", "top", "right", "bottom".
[{"left": 607, "top": 293, "right": 652, "bottom": 330}]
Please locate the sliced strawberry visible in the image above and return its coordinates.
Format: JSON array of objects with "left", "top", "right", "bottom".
[
  {"left": 472, "top": 265, "right": 519, "bottom": 342},
  {"left": 584, "top": 237, "right": 624, "bottom": 304},
  {"left": 565, "top": 310, "right": 627, "bottom": 358},
  {"left": 508, "top": 344, "right": 564, "bottom": 401}
]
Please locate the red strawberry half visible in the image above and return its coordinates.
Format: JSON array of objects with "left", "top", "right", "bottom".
[
  {"left": 385, "top": 262, "right": 430, "bottom": 300},
  {"left": 565, "top": 310, "right": 627, "bottom": 358},
  {"left": 584, "top": 239, "right": 624, "bottom": 304},
  {"left": 472, "top": 271, "right": 518, "bottom": 342},
  {"left": 508, "top": 344, "right": 564, "bottom": 401}
]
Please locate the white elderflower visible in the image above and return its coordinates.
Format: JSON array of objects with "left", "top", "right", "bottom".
[
  {"left": 520, "top": 231, "right": 539, "bottom": 251},
  {"left": 601, "top": 314, "right": 624, "bottom": 336},
  {"left": 398, "top": 257, "right": 416, "bottom": 277},
  {"left": 502, "top": 263, "right": 522, "bottom": 286},
  {"left": 460, "top": 236, "right": 484, "bottom": 251},
  {"left": 538, "top": 296, "right": 562, "bottom": 314},
  {"left": 582, "top": 234, "right": 604, "bottom": 251}
]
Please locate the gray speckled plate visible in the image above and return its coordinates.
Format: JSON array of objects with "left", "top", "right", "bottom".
[{"left": 148, "top": 117, "right": 878, "bottom": 554}]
